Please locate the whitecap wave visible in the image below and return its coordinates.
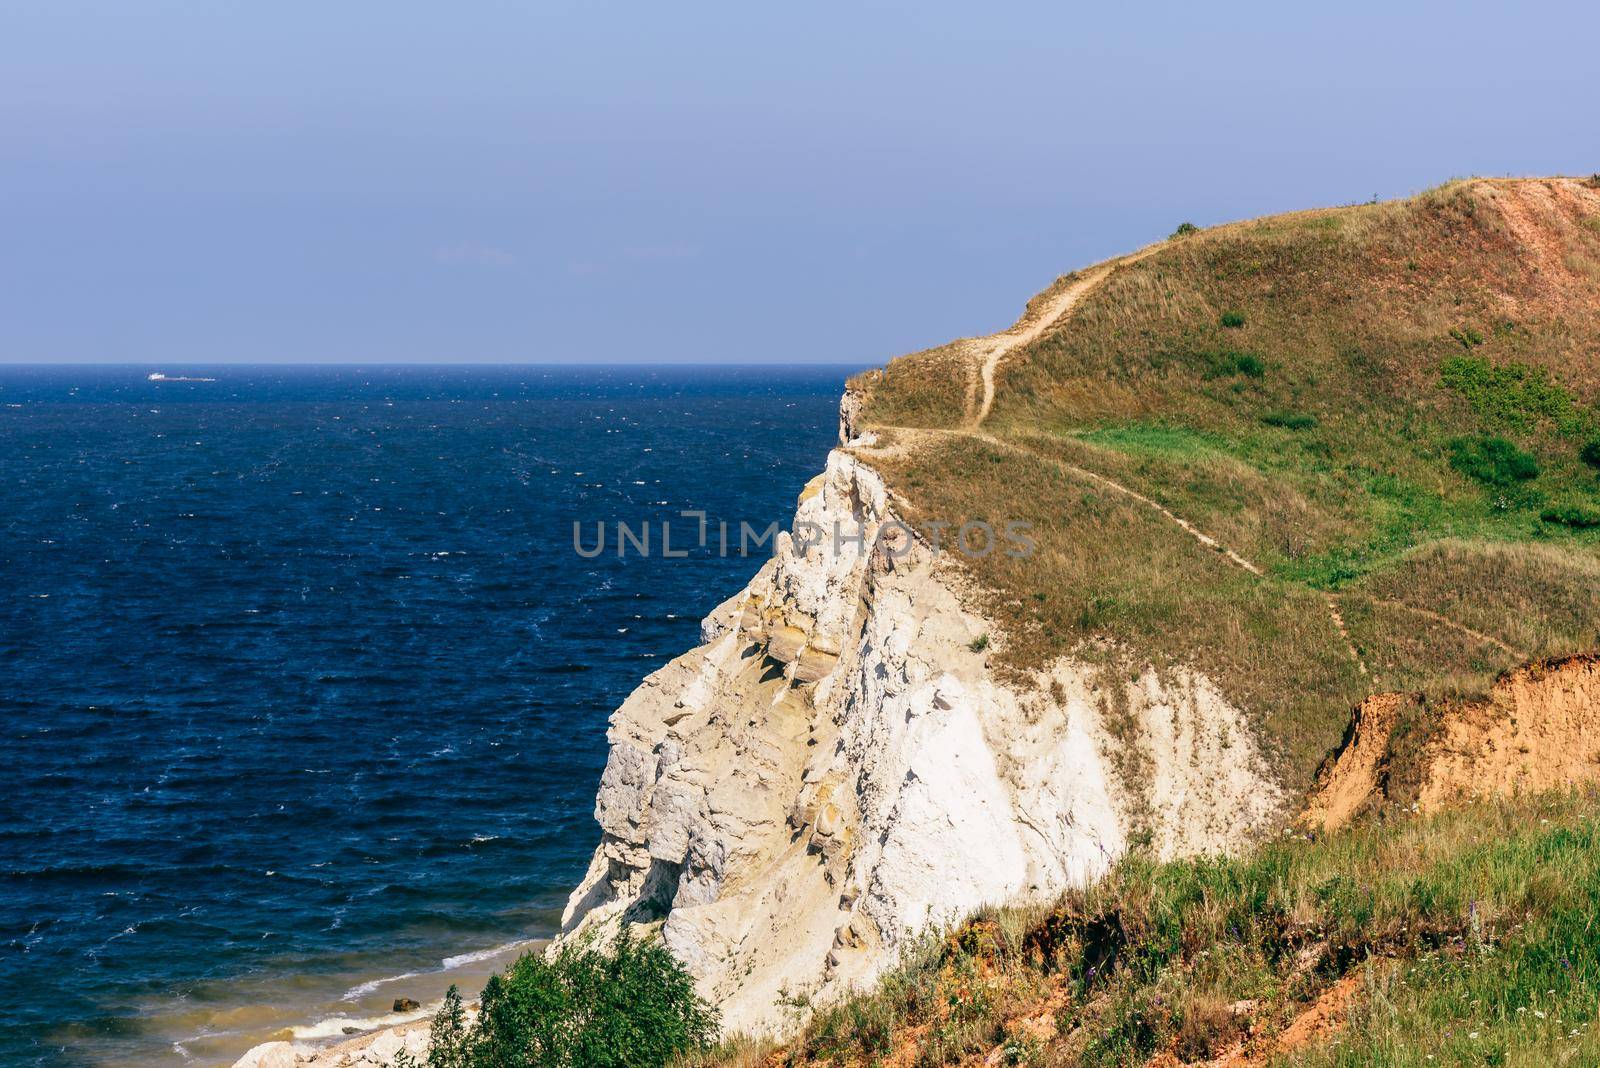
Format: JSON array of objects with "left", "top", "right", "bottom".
[
  {"left": 441, "top": 939, "right": 538, "bottom": 970},
  {"left": 341, "top": 970, "right": 421, "bottom": 1000},
  {"left": 291, "top": 1005, "right": 433, "bottom": 1041}
]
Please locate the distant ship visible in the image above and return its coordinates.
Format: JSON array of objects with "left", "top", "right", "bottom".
[{"left": 147, "top": 372, "right": 217, "bottom": 383}]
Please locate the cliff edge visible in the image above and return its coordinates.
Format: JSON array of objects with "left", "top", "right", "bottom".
[
  {"left": 558, "top": 416, "right": 1286, "bottom": 1033},
  {"left": 561, "top": 176, "right": 1600, "bottom": 1036}
]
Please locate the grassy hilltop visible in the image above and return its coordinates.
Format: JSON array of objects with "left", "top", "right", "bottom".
[
  {"left": 851, "top": 176, "right": 1600, "bottom": 792},
  {"left": 686, "top": 176, "right": 1600, "bottom": 1067}
]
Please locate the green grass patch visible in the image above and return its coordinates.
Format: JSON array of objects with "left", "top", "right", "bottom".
[
  {"left": 1440, "top": 354, "right": 1595, "bottom": 437},
  {"left": 1262, "top": 411, "right": 1318, "bottom": 430},
  {"left": 1075, "top": 423, "right": 1232, "bottom": 460},
  {"left": 1448, "top": 435, "right": 1540, "bottom": 487}
]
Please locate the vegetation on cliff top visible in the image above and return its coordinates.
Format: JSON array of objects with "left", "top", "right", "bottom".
[
  {"left": 705, "top": 790, "right": 1600, "bottom": 1067},
  {"left": 851, "top": 177, "right": 1600, "bottom": 792}
]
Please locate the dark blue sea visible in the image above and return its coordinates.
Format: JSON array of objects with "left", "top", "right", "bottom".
[{"left": 0, "top": 365, "right": 851, "bottom": 1067}]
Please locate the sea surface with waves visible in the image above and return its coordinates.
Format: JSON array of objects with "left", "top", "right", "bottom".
[{"left": 0, "top": 364, "right": 852, "bottom": 1067}]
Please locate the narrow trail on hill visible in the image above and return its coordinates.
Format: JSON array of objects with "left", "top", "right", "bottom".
[
  {"left": 1368, "top": 596, "right": 1523, "bottom": 659},
  {"left": 870, "top": 418, "right": 1389, "bottom": 678},
  {"left": 872, "top": 424, "right": 1372, "bottom": 677},
  {"left": 966, "top": 246, "right": 1159, "bottom": 429},
  {"left": 1323, "top": 598, "right": 1369, "bottom": 678}
]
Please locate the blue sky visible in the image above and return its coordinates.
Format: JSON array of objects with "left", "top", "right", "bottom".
[{"left": 2, "top": 1, "right": 1595, "bottom": 364}]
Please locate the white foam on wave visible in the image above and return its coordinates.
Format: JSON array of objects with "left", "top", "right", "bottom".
[
  {"left": 341, "top": 970, "right": 421, "bottom": 1000},
  {"left": 292, "top": 1005, "right": 434, "bottom": 1041},
  {"left": 297, "top": 939, "right": 541, "bottom": 1044},
  {"left": 441, "top": 939, "right": 538, "bottom": 971},
  {"left": 333, "top": 938, "right": 536, "bottom": 1005}
]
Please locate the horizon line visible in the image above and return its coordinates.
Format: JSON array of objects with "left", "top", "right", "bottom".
[{"left": 0, "top": 360, "right": 873, "bottom": 369}]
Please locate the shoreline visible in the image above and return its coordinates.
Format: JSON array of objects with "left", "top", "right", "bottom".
[{"left": 99, "top": 935, "right": 545, "bottom": 1068}]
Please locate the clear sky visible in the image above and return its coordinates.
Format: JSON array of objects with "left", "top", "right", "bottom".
[{"left": 2, "top": 1, "right": 1595, "bottom": 365}]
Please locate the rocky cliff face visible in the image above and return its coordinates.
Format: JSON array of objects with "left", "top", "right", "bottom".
[{"left": 559, "top": 400, "right": 1287, "bottom": 1034}]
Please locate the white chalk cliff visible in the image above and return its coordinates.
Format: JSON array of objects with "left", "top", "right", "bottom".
[{"left": 558, "top": 394, "right": 1286, "bottom": 1034}]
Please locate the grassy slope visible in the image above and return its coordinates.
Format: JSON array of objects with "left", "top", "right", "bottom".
[
  {"left": 855, "top": 178, "right": 1600, "bottom": 793},
  {"left": 709, "top": 791, "right": 1600, "bottom": 1067}
]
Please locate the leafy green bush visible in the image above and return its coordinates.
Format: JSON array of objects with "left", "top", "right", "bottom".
[
  {"left": 1447, "top": 435, "right": 1540, "bottom": 487},
  {"left": 1581, "top": 440, "right": 1600, "bottom": 470},
  {"left": 1171, "top": 222, "right": 1199, "bottom": 237},
  {"left": 1448, "top": 325, "right": 1485, "bottom": 348},
  {"left": 413, "top": 930, "right": 718, "bottom": 1068},
  {"left": 1201, "top": 349, "right": 1265, "bottom": 379},
  {"left": 1261, "top": 411, "right": 1317, "bottom": 430},
  {"left": 1541, "top": 503, "right": 1600, "bottom": 529},
  {"left": 1219, "top": 310, "right": 1245, "bottom": 329}
]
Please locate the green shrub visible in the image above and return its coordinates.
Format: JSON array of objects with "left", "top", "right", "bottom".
[
  {"left": 969, "top": 633, "right": 990, "bottom": 653},
  {"left": 1541, "top": 503, "right": 1600, "bottom": 529},
  {"left": 1448, "top": 326, "right": 1485, "bottom": 348},
  {"left": 1581, "top": 440, "right": 1600, "bottom": 470},
  {"left": 1233, "top": 354, "right": 1265, "bottom": 378},
  {"left": 1201, "top": 349, "right": 1265, "bottom": 379},
  {"left": 1220, "top": 310, "right": 1246, "bottom": 329},
  {"left": 1172, "top": 222, "right": 1199, "bottom": 237},
  {"left": 1447, "top": 435, "right": 1540, "bottom": 487},
  {"left": 416, "top": 930, "right": 718, "bottom": 1068},
  {"left": 1261, "top": 411, "right": 1318, "bottom": 430}
]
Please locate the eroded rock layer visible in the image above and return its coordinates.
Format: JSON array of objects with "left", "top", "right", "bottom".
[{"left": 1304, "top": 655, "right": 1600, "bottom": 831}]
